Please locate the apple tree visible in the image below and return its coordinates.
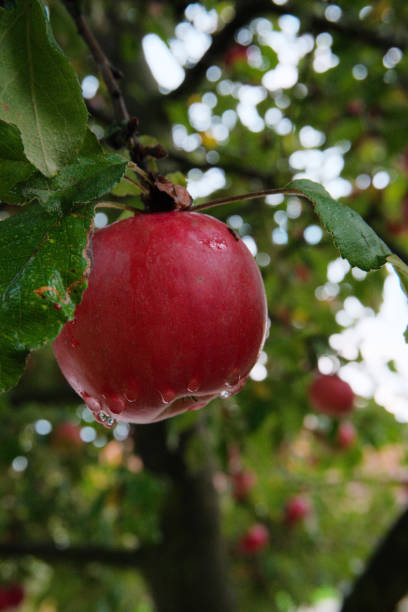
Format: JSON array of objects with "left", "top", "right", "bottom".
[{"left": 1, "top": 1, "right": 408, "bottom": 611}]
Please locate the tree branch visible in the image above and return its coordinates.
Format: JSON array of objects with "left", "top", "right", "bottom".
[
  {"left": 0, "top": 541, "right": 145, "bottom": 568},
  {"left": 340, "top": 507, "right": 408, "bottom": 612},
  {"left": 61, "top": 0, "right": 148, "bottom": 166},
  {"left": 62, "top": 0, "right": 129, "bottom": 124},
  {"left": 167, "top": 0, "right": 408, "bottom": 102}
]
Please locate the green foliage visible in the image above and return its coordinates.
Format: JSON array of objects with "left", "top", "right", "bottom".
[
  {"left": 0, "top": 0, "right": 88, "bottom": 176},
  {"left": 1, "top": 1, "right": 408, "bottom": 611},
  {"left": 0, "top": 203, "right": 94, "bottom": 392},
  {"left": 288, "top": 179, "right": 391, "bottom": 271},
  {"left": 0, "top": 121, "right": 36, "bottom": 203},
  {"left": 16, "top": 131, "right": 128, "bottom": 214}
]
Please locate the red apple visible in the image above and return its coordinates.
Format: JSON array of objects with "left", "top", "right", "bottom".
[
  {"left": 309, "top": 374, "right": 354, "bottom": 417},
  {"left": 0, "top": 585, "right": 24, "bottom": 610},
  {"left": 5, "top": 585, "right": 24, "bottom": 609},
  {"left": 0, "top": 590, "right": 8, "bottom": 611},
  {"left": 231, "top": 469, "right": 257, "bottom": 501},
  {"left": 52, "top": 422, "right": 82, "bottom": 450},
  {"left": 337, "top": 421, "right": 356, "bottom": 449},
  {"left": 284, "top": 495, "right": 310, "bottom": 526},
  {"left": 239, "top": 523, "right": 269, "bottom": 554},
  {"left": 347, "top": 99, "right": 365, "bottom": 116},
  {"left": 53, "top": 212, "right": 268, "bottom": 425},
  {"left": 224, "top": 44, "right": 248, "bottom": 68}
]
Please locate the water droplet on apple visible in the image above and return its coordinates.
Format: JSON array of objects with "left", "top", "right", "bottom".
[
  {"left": 125, "top": 381, "right": 139, "bottom": 402},
  {"left": 187, "top": 378, "right": 200, "bottom": 393},
  {"left": 95, "top": 410, "right": 116, "bottom": 429},
  {"left": 82, "top": 393, "right": 101, "bottom": 413},
  {"left": 227, "top": 369, "right": 241, "bottom": 388},
  {"left": 97, "top": 411, "right": 108, "bottom": 423},
  {"left": 106, "top": 392, "right": 125, "bottom": 414},
  {"left": 220, "top": 390, "right": 231, "bottom": 399},
  {"left": 160, "top": 389, "right": 176, "bottom": 404},
  {"left": 71, "top": 339, "right": 80, "bottom": 348}
]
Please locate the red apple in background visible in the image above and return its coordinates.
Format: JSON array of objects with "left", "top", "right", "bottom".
[
  {"left": 4, "top": 586, "right": 24, "bottom": 609},
  {"left": 52, "top": 422, "right": 82, "bottom": 450},
  {"left": 239, "top": 524, "right": 269, "bottom": 554},
  {"left": 309, "top": 374, "right": 354, "bottom": 417},
  {"left": 337, "top": 421, "right": 357, "bottom": 449},
  {"left": 231, "top": 469, "right": 257, "bottom": 501},
  {"left": 347, "top": 99, "right": 365, "bottom": 116},
  {"left": 53, "top": 212, "right": 268, "bottom": 425},
  {"left": 224, "top": 44, "right": 248, "bottom": 68},
  {"left": 0, "top": 585, "right": 24, "bottom": 610},
  {"left": 284, "top": 496, "right": 310, "bottom": 526}
]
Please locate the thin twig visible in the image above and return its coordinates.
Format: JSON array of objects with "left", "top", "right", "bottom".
[
  {"left": 190, "top": 188, "right": 301, "bottom": 212},
  {"left": 94, "top": 201, "right": 141, "bottom": 212},
  {"left": 62, "top": 1, "right": 129, "bottom": 124}
]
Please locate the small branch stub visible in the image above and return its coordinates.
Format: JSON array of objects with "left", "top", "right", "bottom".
[{"left": 142, "top": 175, "right": 193, "bottom": 213}]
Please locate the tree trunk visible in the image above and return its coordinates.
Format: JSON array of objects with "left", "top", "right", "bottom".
[
  {"left": 341, "top": 507, "right": 408, "bottom": 612},
  {"left": 135, "top": 421, "right": 236, "bottom": 612}
]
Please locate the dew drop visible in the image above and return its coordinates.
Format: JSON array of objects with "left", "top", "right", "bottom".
[
  {"left": 227, "top": 369, "right": 241, "bottom": 388},
  {"left": 82, "top": 393, "right": 101, "bottom": 413},
  {"left": 220, "top": 390, "right": 231, "bottom": 399},
  {"left": 187, "top": 378, "right": 200, "bottom": 393},
  {"left": 125, "top": 381, "right": 139, "bottom": 402},
  {"left": 107, "top": 393, "right": 126, "bottom": 415},
  {"left": 95, "top": 411, "right": 116, "bottom": 429},
  {"left": 160, "top": 389, "right": 176, "bottom": 404},
  {"left": 71, "top": 339, "right": 80, "bottom": 348},
  {"left": 97, "top": 411, "right": 108, "bottom": 423}
]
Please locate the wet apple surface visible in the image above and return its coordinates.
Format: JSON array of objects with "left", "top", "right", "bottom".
[{"left": 53, "top": 211, "right": 268, "bottom": 425}]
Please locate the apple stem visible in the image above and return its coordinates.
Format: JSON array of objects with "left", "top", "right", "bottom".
[
  {"left": 190, "top": 188, "right": 303, "bottom": 212},
  {"left": 123, "top": 175, "right": 150, "bottom": 195},
  {"left": 128, "top": 161, "right": 152, "bottom": 183}
]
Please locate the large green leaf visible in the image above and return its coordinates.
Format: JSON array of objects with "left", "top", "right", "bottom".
[
  {"left": 0, "top": 0, "right": 88, "bottom": 177},
  {"left": 0, "top": 203, "right": 94, "bottom": 392},
  {"left": 15, "top": 132, "right": 128, "bottom": 214},
  {"left": 286, "top": 179, "right": 392, "bottom": 271}
]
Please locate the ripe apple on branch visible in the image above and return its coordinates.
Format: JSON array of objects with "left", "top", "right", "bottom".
[{"left": 53, "top": 176, "right": 268, "bottom": 426}]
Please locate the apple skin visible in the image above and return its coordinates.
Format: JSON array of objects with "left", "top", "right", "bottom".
[
  {"left": 53, "top": 212, "right": 268, "bottom": 425},
  {"left": 284, "top": 496, "right": 310, "bottom": 526},
  {"left": 52, "top": 422, "right": 82, "bottom": 450},
  {"left": 0, "top": 585, "right": 24, "bottom": 610},
  {"left": 224, "top": 44, "right": 248, "bottom": 68},
  {"left": 239, "top": 524, "right": 269, "bottom": 554},
  {"left": 231, "top": 469, "right": 257, "bottom": 501},
  {"left": 337, "top": 421, "right": 356, "bottom": 449},
  {"left": 309, "top": 374, "right": 354, "bottom": 417}
]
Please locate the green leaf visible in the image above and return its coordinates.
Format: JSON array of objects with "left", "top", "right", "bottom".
[
  {"left": 0, "top": 120, "right": 27, "bottom": 161},
  {"left": 287, "top": 179, "right": 392, "bottom": 271},
  {"left": 15, "top": 132, "right": 128, "bottom": 214},
  {"left": 0, "top": 121, "right": 36, "bottom": 202},
  {"left": 387, "top": 254, "right": 408, "bottom": 297},
  {"left": 0, "top": 160, "right": 35, "bottom": 203},
  {"left": 0, "top": 0, "right": 88, "bottom": 177},
  {"left": 0, "top": 203, "right": 94, "bottom": 392}
]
